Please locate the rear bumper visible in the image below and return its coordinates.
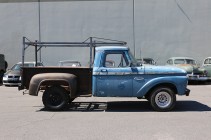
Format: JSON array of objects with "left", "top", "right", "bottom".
[{"left": 185, "top": 88, "right": 190, "bottom": 96}]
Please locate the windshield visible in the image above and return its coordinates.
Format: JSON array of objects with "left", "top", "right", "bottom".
[
  {"left": 143, "top": 59, "right": 154, "bottom": 64},
  {"left": 11, "top": 64, "right": 21, "bottom": 71},
  {"left": 128, "top": 51, "right": 138, "bottom": 66},
  {"left": 59, "top": 61, "right": 81, "bottom": 67},
  {"left": 11, "top": 63, "right": 36, "bottom": 71}
]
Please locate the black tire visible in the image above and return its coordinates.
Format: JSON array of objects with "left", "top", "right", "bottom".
[
  {"left": 149, "top": 87, "right": 176, "bottom": 112},
  {"left": 42, "top": 86, "right": 69, "bottom": 111}
]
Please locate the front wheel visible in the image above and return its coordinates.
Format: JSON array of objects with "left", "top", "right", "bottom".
[
  {"left": 42, "top": 86, "right": 69, "bottom": 111},
  {"left": 149, "top": 87, "right": 176, "bottom": 112}
]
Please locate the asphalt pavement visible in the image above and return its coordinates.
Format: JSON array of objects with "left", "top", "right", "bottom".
[{"left": 0, "top": 84, "right": 211, "bottom": 140}]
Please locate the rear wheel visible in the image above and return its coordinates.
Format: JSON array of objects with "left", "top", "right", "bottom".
[
  {"left": 42, "top": 86, "right": 69, "bottom": 111},
  {"left": 149, "top": 87, "right": 176, "bottom": 112}
]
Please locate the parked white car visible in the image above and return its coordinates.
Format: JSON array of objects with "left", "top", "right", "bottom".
[
  {"left": 202, "top": 57, "right": 211, "bottom": 80},
  {"left": 166, "top": 57, "right": 208, "bottom": 81}
]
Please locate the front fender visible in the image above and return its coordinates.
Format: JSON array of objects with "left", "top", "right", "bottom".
[
  {"left": 29, "top": 73, "right": 76, "bottom": 96},
  {"left": 135, "top": 76, "right": 188, "bottom": 97}
]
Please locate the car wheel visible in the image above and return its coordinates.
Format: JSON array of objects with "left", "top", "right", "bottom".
[
  {"left": 149, "top": 87, "right": 176, "bottom": 112},
  {"left": 42, "top": 86, "right": 69, "bottom": 111}
]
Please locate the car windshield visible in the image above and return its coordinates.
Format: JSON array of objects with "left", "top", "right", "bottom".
[
  {"left": 128, "top": 51, "right": 138, "bottom": 66},
  {"left": 143, "top": 59, "right": 154, "bottom": 64},
  {"left": 174, "top": 59, "right": 196, "bottom": 65},
  {"left": 11, "top": 63, "right": 35, "bottom": 71},
  {"left": 59, "top": 61, "right": 81, "bottom": 67}
]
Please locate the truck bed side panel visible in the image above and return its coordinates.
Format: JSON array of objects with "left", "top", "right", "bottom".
[{"left": 21, "top": 67, "right": 92, "bottom": 96}]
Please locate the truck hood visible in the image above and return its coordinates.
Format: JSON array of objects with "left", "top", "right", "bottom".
[{"left": 142, "top": 65, "right": 187, "bottom": 75}]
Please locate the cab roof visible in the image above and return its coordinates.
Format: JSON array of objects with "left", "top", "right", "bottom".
[
  {"left": 168, "top": 57, "right": 195, "bottom": 60},
  {"left": 95, "top": 46, "right": 129, "bottom": 51}
]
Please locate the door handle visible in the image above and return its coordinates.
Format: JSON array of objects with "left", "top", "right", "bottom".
[
  {"left": 101, "top": 69, "right": 108, "bottom": 72},
  {"left": 134, "top": 77, "right": 144, "bottom": 81}
]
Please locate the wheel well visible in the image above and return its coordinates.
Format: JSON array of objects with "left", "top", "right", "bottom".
[
  {"left": 39, "top": 80, "right": 70, "bottom": 91},
  {"left": 145, "top": 83, "right": 177, "bottom": 99}
]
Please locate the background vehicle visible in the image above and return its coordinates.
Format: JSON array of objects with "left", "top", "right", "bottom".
[
  {"left": 19, "top": 37, "right": 190, "bottom": 112},
  {"left": 3, "top": 62, "right": 43, "bottom": 86},
  {"left": 59, "top": 60, "right": 81, "bottom": 67},
  {"left": 137, "top": 58, "right": 156, "bottom": 65},
  {"left": 166, "top": 57, "right": 208, "bottom": 81},
  {"left": 0, "top": 54, "right": 7, "bottom": 83},
  {"left": 202, "top": 57, "right": 211, "bottom": 80}
]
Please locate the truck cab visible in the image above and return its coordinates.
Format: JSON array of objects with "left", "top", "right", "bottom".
[{"left": 93, "top": 47, "right": 189, "bottom": 97}]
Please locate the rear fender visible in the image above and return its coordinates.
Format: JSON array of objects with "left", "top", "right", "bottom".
[{"left": 29, "top": 73, "right": 77, "bottom": 96}]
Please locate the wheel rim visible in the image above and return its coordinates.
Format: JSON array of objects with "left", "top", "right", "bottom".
[
  {"left": 155, "top": 91, "right": 171, "bottom": 108},
  {"left": 48, "top": 92, "right": 63, "bottom": 106}
]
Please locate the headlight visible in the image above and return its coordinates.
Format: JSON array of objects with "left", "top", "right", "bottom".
[
  {"left": 3, "top": 74, "right": 7, "bottom": 78},
  {"left": 3, "top": 74, "right": 8, "bottom": 80}
]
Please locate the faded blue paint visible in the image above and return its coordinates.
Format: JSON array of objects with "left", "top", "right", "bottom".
[{"left": 92, "top": 46, "right": 188, "bottom": 97}]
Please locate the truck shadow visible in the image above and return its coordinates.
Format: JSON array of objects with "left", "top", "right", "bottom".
[
  {"left": 188, "top": 81, "right": 211, "bottom": 85},
  {"left": 39, "top": 100, "right": 211, "bottom": 112}
]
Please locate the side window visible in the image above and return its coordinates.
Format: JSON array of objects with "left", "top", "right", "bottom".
[
  {"left": 104, "top": 52, "right": 129, "bottom": 68},
  {"left": 204, "top": 59, "right": 209, "bottom": 64}
]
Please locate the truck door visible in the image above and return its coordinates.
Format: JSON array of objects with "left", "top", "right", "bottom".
[{"left": 95, "top": 51, "right": 133, "bottom": 97}]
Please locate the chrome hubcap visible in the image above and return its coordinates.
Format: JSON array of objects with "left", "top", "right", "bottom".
[{"left": 155, "top": 92, "right": 171, "bottom": 108}]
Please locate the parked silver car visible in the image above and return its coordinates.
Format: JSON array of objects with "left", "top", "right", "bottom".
[{"left": 3, "top": 62, "right": 43, "bottom": 86}]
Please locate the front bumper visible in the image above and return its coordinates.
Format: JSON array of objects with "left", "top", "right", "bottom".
[
  {"left": 3, "top": 80, "right": 21, "bottom": 86},
  {"left": 3, "top": 77, "right": 21, "bottom": 86},
  {"left": 188, "top": 74, "right": 208, "bottom": 81}
]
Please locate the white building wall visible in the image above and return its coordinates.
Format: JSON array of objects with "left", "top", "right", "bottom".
[{"left": 0, "top": 0, "right": 211, "bottom": 67}]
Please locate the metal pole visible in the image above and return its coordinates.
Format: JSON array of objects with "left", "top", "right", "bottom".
[
  {"left": 35, "top": 40, "right": 38, "bottom": 66},
  {"left": 22, "top": 37, "right": 26, "bottom": 67},
  {"left": 89, "top": 37, "right": 93, "bottom": 68},
  {"left": 132, "top": 0, "right": 136, "bottom": 58},
  {"left": 38, "top": 0, "right": 42, "bottom": 62}
]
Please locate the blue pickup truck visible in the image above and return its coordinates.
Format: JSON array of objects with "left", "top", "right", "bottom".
[{"left": 19, "top": 38, "right": 190, "bottom": 112}]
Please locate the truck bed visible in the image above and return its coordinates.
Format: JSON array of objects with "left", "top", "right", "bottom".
[{"left": 19, "top": 67, "right": 92, "bottom": 96}]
